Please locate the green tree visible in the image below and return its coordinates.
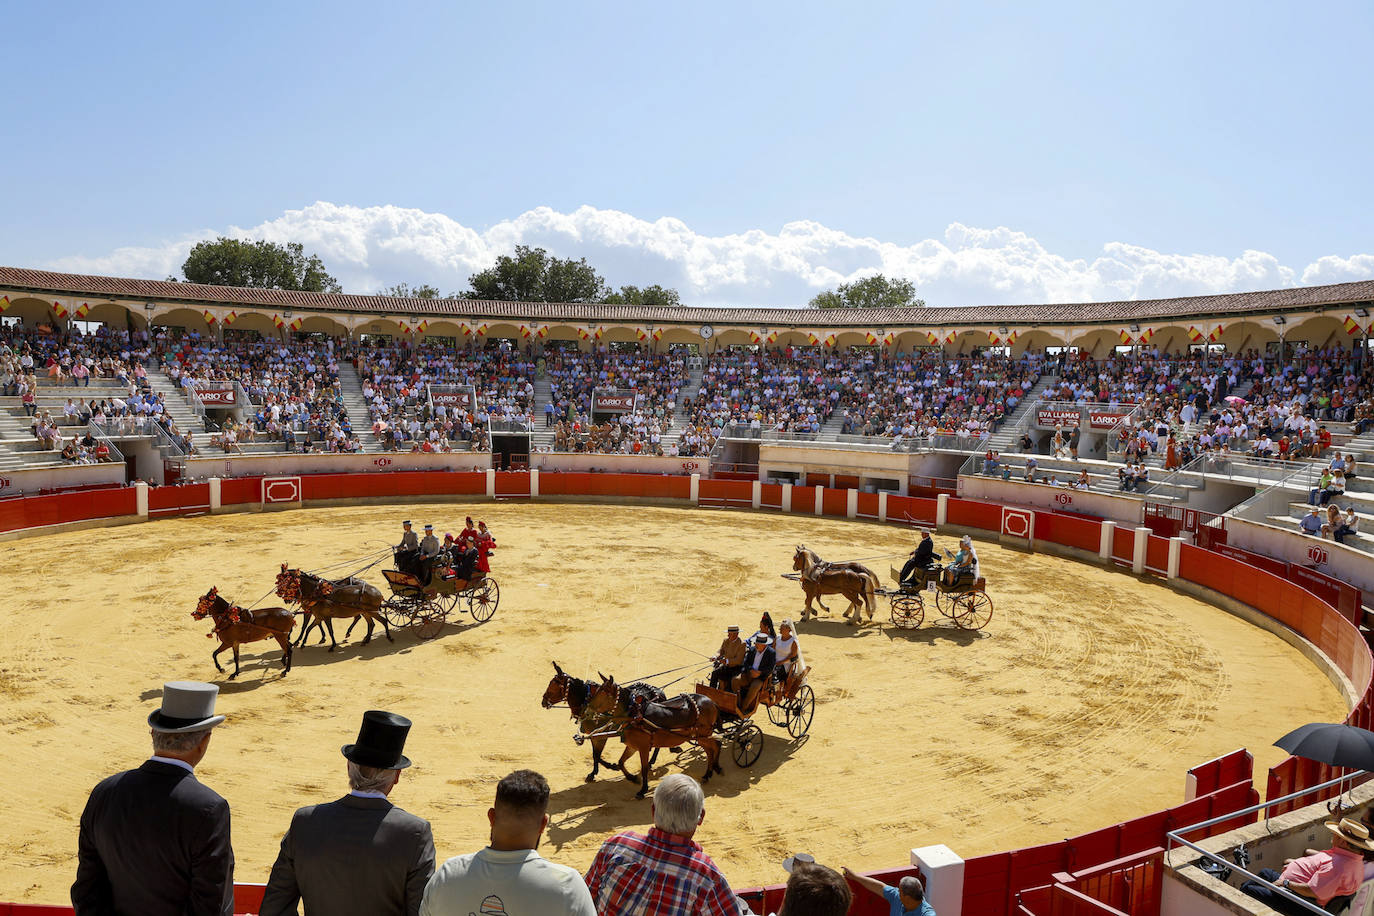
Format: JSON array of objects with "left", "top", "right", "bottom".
[
  {"left": 180, "top": 238, "right": 341, "bottom": 293},
  {"left": 809, "top": 274, "right": 923, "bottom": 309},
  {"left": 463, "top": 246, "right": 609, "bottom": 302},
  {"left": 603, "top": 284, "right": 681, "bottom": 306},
  {"left": 378, "top": 282, "right": 442, "bottom": 299}
]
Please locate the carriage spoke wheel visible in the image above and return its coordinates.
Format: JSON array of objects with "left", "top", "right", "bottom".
[
  {"left": 468, "top": 580, "right": 499, "bottom": 622},
  {"left": 731, "top": 722, "right": 764, "bottom": 768},
  {"left": 889, "top": 593, "right": 925, "bottom": 629},
  {"left": 786, "top": 684, "right": 815, "bottom": 738},
  {"left": 440, "top": 592, "right": 461, "bottom": 614},
  {"left": 381, "top": 600, "right": 411, "bottom": 628},
  {"left": 414, "top": 607, "right": 446, "bottom": 640},
  {"left": 934, "top": 588, "right": 957, "bottom": 618},
  {"left": 954, "top": 592, "right": 994, "bottom": 630},
  {"left": 766, "top": 698, "right": 788, "bottom": 727}
]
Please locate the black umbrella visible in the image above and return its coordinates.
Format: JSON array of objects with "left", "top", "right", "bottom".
[{"left": 1274, "top": 723, "right": 1374, "bottom": 770}]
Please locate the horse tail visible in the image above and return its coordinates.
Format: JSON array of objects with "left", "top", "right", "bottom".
[{"left": 864, "top": 570, "right": 877, "bottom": 611}]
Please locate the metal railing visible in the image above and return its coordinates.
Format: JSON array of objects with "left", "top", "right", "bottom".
[
  {"left": 1165, "top": 773, "right": 1357, "bottom": 916},
  {"left": 85, "top": 421, "right": 126, "bottom": 464},
  {"left": 1230, "top": 459, "right": 1328, "bottom": 523}
]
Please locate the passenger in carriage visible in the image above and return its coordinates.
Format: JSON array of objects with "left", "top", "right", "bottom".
[
  {"left": 898, "top": 529, "right": 937, "bottom": 589},
  {"left": 733, "top": 632, "right": 776, "bottom": 714},
  {"left": 456, "top": 516, "right": 479, "bottom": 550},
  {"left": 474, "top": 521, "right": 496, "bottom": 576},
  {"left": 773, "top": 619, "right": 804, "bottom": 688},
  {"left": 758, "top": 611, "right": 777, "bottom": 643},
  {"left": 942, "top": 535, "right": 979, "bottom": 589}
]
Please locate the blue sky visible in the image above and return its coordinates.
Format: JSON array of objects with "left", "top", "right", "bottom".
[{"left": 4, "top": 1, "right": 1372, "bottom": 306}]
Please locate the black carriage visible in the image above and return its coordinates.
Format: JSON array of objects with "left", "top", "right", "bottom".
[
  {"left": 380, "top": 549, "right": 500, "bottom": 639},
  {"left": 883, "top": 565, "right": 993, "bottom": 631}
]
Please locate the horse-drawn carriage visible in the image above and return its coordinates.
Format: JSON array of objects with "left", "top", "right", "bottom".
[
  {"left": 379, "top": 548, "right": 500, "bottom": 639},
  {"left": 693, "top": 663, "right": 816, "bottom": 768},
  {"left": 882, "top": 564, "right": 994, "bottom": 631}
]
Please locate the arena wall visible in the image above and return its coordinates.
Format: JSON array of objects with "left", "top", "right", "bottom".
[{"left": 2, "top": 470, "right": 1370, "bottom": 916}]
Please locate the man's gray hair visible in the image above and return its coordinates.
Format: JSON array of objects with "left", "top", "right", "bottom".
[
  {"left": 150, "top": 727, "right": 210, "bottom": 755},
  {"left": 653, "top": 773, "right": 704, "bottom": 835},
  {"left": 898, "top": 875, "right": 924, "bottom": 901},
  {"left": 347, "top": 761, "right": 396, "bottom": 793}
]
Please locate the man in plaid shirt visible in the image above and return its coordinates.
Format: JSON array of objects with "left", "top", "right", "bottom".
[{"left": 585, "top": 774, "right": 743, "bottom": 915}]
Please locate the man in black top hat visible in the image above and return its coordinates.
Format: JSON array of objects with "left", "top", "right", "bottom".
[
  {"left": 260, "top": 710, "right": 436, "bottom": 916},
  {"left": 72, "top": 680, "right": 235, "bottom": 915}
]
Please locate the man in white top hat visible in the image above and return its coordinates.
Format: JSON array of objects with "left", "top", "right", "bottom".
[{"left": 72, "top": 681, "right": 235, "bottom": 915}]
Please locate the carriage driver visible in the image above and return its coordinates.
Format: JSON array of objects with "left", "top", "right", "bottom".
[
  {"left": 898, "top": 528, "right": 938, "bottom": 589},
  {"left": 943, "top": 535, "right": 979, "bottom": 588},
  {"left": 419, "top": 524, "right": 441, "bottom": 559},
  {"left": 708, "top": 625, "right": 746, "bottom": 691},
  {"left": 732, "top": 632, "right": 776, "bottom": 715},
  {"left": 397, "top": 520, "right": 419, "bottom": 551}
]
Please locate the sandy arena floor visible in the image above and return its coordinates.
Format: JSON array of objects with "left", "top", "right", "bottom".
[{"left": 0, "top": 501, "right": 1347, "bottom": 904}]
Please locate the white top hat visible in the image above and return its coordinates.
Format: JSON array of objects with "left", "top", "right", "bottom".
[{"left": 148, "top": 681, "right": 225, "bottom": 733}]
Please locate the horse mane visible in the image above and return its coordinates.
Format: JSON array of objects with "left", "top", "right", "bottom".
[{"left": 567, "top": 676, "right": 589, "bottom": 712}]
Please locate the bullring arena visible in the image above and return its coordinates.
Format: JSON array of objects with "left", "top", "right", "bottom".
[{"left": 3, "top": 267, "right": 1374, "bottom": 915}]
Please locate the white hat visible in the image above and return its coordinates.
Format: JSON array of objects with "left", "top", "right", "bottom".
[
  {"left": 782, "top": 852, "right": 816, "bottom": 873},
  {"left": 148, "top": 681, "right": 225, "bottom": 733},
  {"left": 753, "top": 632, "right": 771, "bottom": 643}
]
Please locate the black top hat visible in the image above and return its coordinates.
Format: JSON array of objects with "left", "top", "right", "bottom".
[{"left": 341, "top": 710, "right": 413, "bottom": 769}]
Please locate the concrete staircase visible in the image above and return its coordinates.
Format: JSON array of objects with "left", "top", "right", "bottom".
[
  {"left": 529, "top": 373, "right": 555, "bottom": 451},
  {"left": 662, "top": 362, "right": 704, "bottom": 451},
  {"left": 336, "top": 362, "right": 384, "bottom": 452},
  {"left": 983, "top": 372, "right": 1061, "bottom": 453}
]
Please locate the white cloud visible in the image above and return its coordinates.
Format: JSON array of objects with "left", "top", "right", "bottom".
[{"left": 42, "top": 202, "right": 1374, "bottom": 307}]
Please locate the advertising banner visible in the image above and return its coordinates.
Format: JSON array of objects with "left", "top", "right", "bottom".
[
  {"left": 195, "top": 387, "right": 236, "bottom": 406},
  {"left": 593, "top": 394, "right": 636, "bottom": 413},
  {"left": 1036, "top": 407, "right": 1080, "bottom": 428}
]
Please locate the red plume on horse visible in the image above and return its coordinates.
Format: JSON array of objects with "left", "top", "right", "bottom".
[{"left": 192, "top": 586, "right": 296, "bottom": 679}]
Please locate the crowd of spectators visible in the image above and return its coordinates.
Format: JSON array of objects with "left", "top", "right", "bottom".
[{"left": 545, "top": 347, "right": 688, "bottom": 425}]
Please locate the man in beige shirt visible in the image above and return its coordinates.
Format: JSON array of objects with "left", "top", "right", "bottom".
[{"left": 708, "top": 625, "right": 747, "bottom": 690}]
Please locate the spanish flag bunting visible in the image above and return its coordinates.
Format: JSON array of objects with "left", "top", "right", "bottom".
[
  {"left": 765, "top": 330, "right": 777, "bottom": 344},
  {"left": 1207, "top": 325, "right": 1223, "bottom": 342},
  {"left": 0, "top": 295, "right": 9, "bottom": 312},
  {"left": 823, "top": 333, "right": 837, "bottom": 347},
  {"left": 417, "top": 319, "right": 429, "bottom": 333},
  {"left": 593, "top": 326, "right": 604, "bottom": 340},
  {"left": 577, "top": 327, "right": 590, "bottom": 340},
  {"left": 476, "top": 323, "right": 488, "bottom": 336},
  {"left": 1005, "top": 331, "right": 1018, "bottom": 346},
  {"left": 519, "top": 324, "right": 532, "bottom": 338},
  {"left": 289, "top": 317, "right": 303, "bottom": 332},
  {"left": 639, "top": 327, "right": 651, "bottom": 342},
  {"left": 943, "top": 331, "right": 956, "bottom": 345},
  {"left": 202, "top": 309, "right": 217, "bottom": 325},
  {"left": 882, "top": 331, "right": 896, "bottom": 346},
  {"left": 537, "top": 324, "right": 549, "bottom": 338},
  {"left": 926, "top": 331, "right": 940, "bottom": 346},
  {"left": 807, "top": 331, "right": 821, "bottom": 346},
  {"left": 272, "top": 314, "right": 285, "bottom": 329},
  {"left": 750, "top": 330, "right": 763, "bottom": 344},
  {"left": 222, "top": 310, "right": 237, "bottom": 325},
  {"left": 1187, "top": 326, "right": 1204, "bottom": 342},
  {"left": 459, "top": 322, "right": 472, "bottom": 337},
  {"left": 988, "top": 330, "right": 1001, "bottom": 345},
  {"left": 1345, "top": 315, "right": 1364, "bottom": 336},
  {"left": 75, "top": 302, "right": 90, "bottom": 318},
  {"left": 864, "top": 331, "right": 878, "bottom": 345},
  {"left": 1137, "top": 328, "right": 1154, "bottom": 345},
  {"left": 53, "top": 300, "right": 69, "bottom": 318}
]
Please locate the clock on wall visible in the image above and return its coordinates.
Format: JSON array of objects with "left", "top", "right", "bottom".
[{"left": 700, "top": 324, "right": 714, "bottom": 340}]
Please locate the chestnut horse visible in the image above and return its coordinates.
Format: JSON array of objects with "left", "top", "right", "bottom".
[
  {"left": 792, "top": 545, "right": 878, "bottom": 624},
  {"left": 274, "top": 565, "right": 391, "bottom": 651},
  {"left": 192, "top": 588, "right": 295, "bottom": 679},
  {"left": 587, "top": 674, "right": 722, "bottom": 799},
  {"left": 541, "top": 662, "right": 665, "bottom": 782}
]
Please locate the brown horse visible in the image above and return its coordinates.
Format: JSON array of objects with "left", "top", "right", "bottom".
[
  {"left": 541, "top": 662, "right": 665, "bottom": 782},
  {"left": 275, "top": 565, "right": 392, "bottom": 651},
  {"left": 792, "top": 545, "right": 879, "bottom": 624},
  {"left": 192, "top": 587, "right": 295, "bottom": 679},
  {"left": 587, "top": 674, "right": 722, "bottom": 799}
]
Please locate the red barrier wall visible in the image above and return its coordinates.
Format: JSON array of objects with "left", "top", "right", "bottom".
[
  {"left": 946, "top": 497, "right": 1001, "bottom": 531},
  {"left": 856, "top": 492, "right": 880, "bottom": 518},
  {"left": 699, "top": 478, "right": 753, "bottom": 505},
  {"left": 1144, "top": 536, "right": 1170, "bottom": 574},
  {"left": 0, "top": 486, "right": 136, "bottom": 533},
  {"left": 1036, "top": 511, "right": 1101, "bottom": 552},
  {"left": 886, "top": 495, "right": 937, "bottom": 526},
  {"left": 494, "top": 471, "right": 530, "bottom": 497},
  {"left": 790, "top": 486, "right": 818, "bottom": 514},
  {"left": 821, "top": 487, "right": 848, "bottom": 516},
  {"left": 1111, "top": 527, "right": 1134, "bottom": 565},
  {"left": 759, "top": 483, "right": 784, "bottom": 509},
  {"left": 148, "top": 482, "right": 211, "bottom": 515}
]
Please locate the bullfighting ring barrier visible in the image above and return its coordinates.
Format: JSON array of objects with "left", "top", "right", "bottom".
[{"left": 1, "top": 468, "right": 1370, "bottom": 916}]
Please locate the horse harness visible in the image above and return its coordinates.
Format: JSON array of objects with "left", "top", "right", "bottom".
[{"left": 628, "top": 692, "right": 710, "bottom": 743}]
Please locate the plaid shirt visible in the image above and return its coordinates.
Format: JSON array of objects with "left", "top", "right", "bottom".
[{"left": 585, "top": 828, "right": 740, "bottom": 916}]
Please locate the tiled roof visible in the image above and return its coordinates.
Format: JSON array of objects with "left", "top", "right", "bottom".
[{"left": 3, "top": 265, "right": 1373, "bottom": 328}]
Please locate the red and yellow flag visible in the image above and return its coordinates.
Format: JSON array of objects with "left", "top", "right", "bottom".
[
  {"left": 1345, "top": 315, "right": 1364, "bottom": 336},
  {"left": 926, "top": 331, "right": 940, "bottom": 346},
  {"left": 537, "top": 325, "right": 549, "bottom": 338},
  {"left": 652, "top": 327, "right": 663, "bottom": 342},
  {"left": 289, "top": 317, "right": 303, "bottom": 332},
  {"left": 593, "top": 326, "right": 604, "bottom": 340},
  {"left": 222, "top": 310, "right": 237, "bottom": 325},
  {"left": 749, "top": 330, "right": 763, "bottom": 344},
  {"left": 823, "top": 333, "right": 837, "bottom": 347},
  {"left": 53, "top": 300, "right": 69, "bottom": 317},
  {"left": 1187, "top": 326, "right": 1204, "bottom": 342},
  {"left": 577, "top": 327, "right": 590, "bottom": 341},
  {"left": 943, "top": 331, "right": 956, "bottom": 345},
  {"left": 1138, "top": 328, "right": 1154, "bottom": 344},
  {"left": 0, "top": 295, "right": 9, "bottom": 312},
  {"left": 882, "top": 331, "right": 896, "bottom": 346},
  {"left": 1005, "top": 331, "right": 1018, "bottom": 346},
  {"left": 202, "top": 309, "right": 217, "bottom": 325},
  {"left": 476, "top": 323, "right": 489, "bottom": 336},
  {"left": 987, "top": 331, "right": 1001, "bottom": 345},
  {"left": 807, "top": 331, "right": 821, "bottom": 346},
  {"left": 74, "top": 302, "right": 90, "bottom": 318},
  {"left": 765, "top": 330, "right": 777, "bottom": 344},
  {"left": 1119, "top": 329, "right": 1133, "bottom": 345},
  {"left": 865, "top": 331, "right": 878, "bottom": 345},
  {"left": 1207, "top": 325, "right": 1224, "bottom": 342},
  {"left": 272, "top": 314, "right": 285, "bottom": 329},
  {"left": 416, "top": 320, "right": 429, "bottom": 334}
]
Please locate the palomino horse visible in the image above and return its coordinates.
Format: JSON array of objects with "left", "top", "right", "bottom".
[
  {"left": 541, "top": 662, "right": 665, "bottom": 782},
  {"left": 587, "top": 674, "right": 722, "bottom": 799},
  {"left": 792, "top": 545, "right": 879, "bottom": 624},
  {"left": 192, "top": 587, "right": 296, "bottom": 679},
  {"left": 274, "top": 565, "right": 392, "bottom": 651}
]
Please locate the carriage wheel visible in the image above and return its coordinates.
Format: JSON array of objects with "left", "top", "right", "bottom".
[
  {"left": 440, "top": 592, "right": 461, "bottom": 614},
  {"left": 766, "top": 696, "right": 788, "bottom": 727},
  {"left": 380, "top": 600, "right": 411, "bottom": 628},
  {"left": 414, "top": 606, "right": 446, "bottom": 640},
  {"left": 468, "top": 579, "right": 499, "bottom": 622},
  {"left": 889, "top": 593, "right": 925, "bottom": 629},
  {"left": 731, "top": 722, "right": 764, "bottom": 768},
  {"left": 954, "top": 592, "right": 994, "bottom": 630},
  {"left": 786, "top": 684, "right": 815, "bottom": 738}
]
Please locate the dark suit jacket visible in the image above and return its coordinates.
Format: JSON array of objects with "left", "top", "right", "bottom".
[
  {"left": 741, "top": 645, "right": 777, "bottom": 678},
  {"left": 912, "top": 538, "right": 936, "bottom": 568},
  {"left": 71, "top": 759, "right": 234, "bottom": 916},
  {"left": 258, "top": 794, "right": 435, "bottom": 916}
]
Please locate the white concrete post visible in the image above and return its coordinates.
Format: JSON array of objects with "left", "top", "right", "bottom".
[
  {"left": 781, "top": 483, "right": 792, "bottom": 513},
  {"left": 135, "top": 480, "right": 149, "bottom": 518},
  {"left": 913, "top": 845, "right": 964, "bottom": 916},
  {"left": 529, "top": 468, "right": 540, "bottom": 498},
  {"left": 1132, "top": 525, "right": 1151, "bottom": 574},
  {"left": 751, "top": 480, "right": 761, "bottom": 509},
  {"left": 485, "top": 468, "right": 496, "bottom": 498},
  {"left": 1099, "top": 520, "right": 1116, "bottom": 561},
  {"left": 1168, "top": 536, "right": 1184, "bottom": 579},
  {"left": 878, "top": 491, "right": 888, "bottom": 523},
  {"left": 846, "top": 488, "right": 858, "bottom": 518},
  {"left": 690, "top": 473, "right": 700, "bottom": 505},
  {"left": 814, "top": 484, "right": 824, "bottom": 515},
  {"left": 208, "top": 477, "right": 222, "bottom": 513},
  {"left": 936, "top": 493, "right": 949, "bottom": 527}
]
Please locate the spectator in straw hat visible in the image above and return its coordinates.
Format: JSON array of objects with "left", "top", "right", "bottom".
[
  {"left": 260, "top": 710, "right": 436, "bottom": 916},
  {"left": 1239, "top": 815, "right": 1374, "bottom": 913},
  {"left": 72, "top": 681, "right": 235, "bottom": 915}
]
